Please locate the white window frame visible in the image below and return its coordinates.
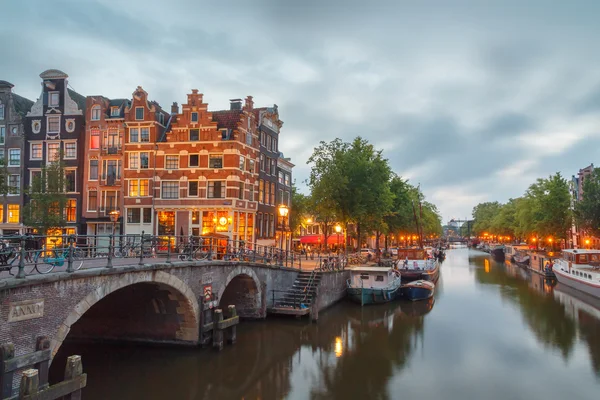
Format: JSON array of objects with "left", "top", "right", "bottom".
[
  {"left": 0, "top": 104, "right": 4, "bottom": 120},
  {"left": 140, "top": 127, "right": 150, "bottom": 142},
  {"left": 8, "top": 148, "right": 20, "bottom": 167},
  {"left": 128, "top": 179, "right": 149, "bottom": 197},
  {"left": 46, "top": 142, "right": 60, "bottom": 163},
  {"left": 161, "top": 181, "right": 179, "bottom": 199},
  {"left": 207, "top": 180, "right": 225, "bottom": 199},
  {"left": 209, "top": 155, "right": 223, "bottom": 169},
  {"left": 87, "top": 190, "right": 98, "bottom": 212},
  {"left": 165, "top": 155, "right": 179, "bottom": 170},
  {"left": 29, "top": 169, "right": 41, "bottom": 186},
  {"left": 91, "top": 105, "right": 101, "bottom": 121},
  {"left": 63, "top": 141, "right": 77, "bottom": 160},
  {"left": 30, "top": 142, "right": 43, "bottom": 160},
  {"left": 49, "top": 91, "right": 60, "bottom": 107},
  {"left": 129, "top": 128, "right": 139, "bottom": 143},
  {"left": 110, "top": 107, "right": 120, "bottom": 117},
  {"left": 0, "top": 126, "right": 5, "bottom": 145},
  {"left": 47, "top": 116, "right": 60, "bottom": 134},
  {"left": 8, "top": 174, "right": 20, "bottom": 195},
  {"left": 64, "top": 168, "right": 77, "bottom": 193},
  {"left": 89, "top": 159, "right": 99, "bottom": 180},
  {"left": 188, "top": 181, "right": 199, "bottom": 197}
]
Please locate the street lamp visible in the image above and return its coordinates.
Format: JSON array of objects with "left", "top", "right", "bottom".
[
  {"left": 335, "top": 225, "right": 342, "bottom": 252},
  {"left": 109, "top": 209, "right": 120, "bottom": 258},
  {"left": 585, "top": 238, "right": 590, "bottom": 249},
  {"left": 278, "top": 204, "right": 289, "bottom": 252}
]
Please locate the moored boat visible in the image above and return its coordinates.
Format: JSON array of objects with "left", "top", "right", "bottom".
[
  {"left": 397, "top": 248, "right": 440, "bottom": 282},
  {"left": 401, "top": 280, "right": 435, "bottom": 301},
  {"left": 553, "top": 249, "right": 600, "bottom": 299},
  {"left": 346, "top": 266, "right": 402, "bottom": 305},
  {"left": 490, "top": 245, "right": 505, "bottom": 262}
]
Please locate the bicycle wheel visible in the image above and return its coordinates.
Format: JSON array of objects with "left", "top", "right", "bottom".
[
  {"left": 71, "top": 252, "right": 84, "bottom": 271},
  {"left": 35, "top": 261, "right": 55, "bottom": 274}
]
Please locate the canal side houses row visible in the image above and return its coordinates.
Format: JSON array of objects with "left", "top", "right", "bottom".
[{"left": 0, "top": 69, "right": 293, "bottom": 246}]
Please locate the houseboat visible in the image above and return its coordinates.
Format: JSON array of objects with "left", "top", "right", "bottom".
[
  {"left": 490, "top": 244, "right": 506, "bottom": 262},
  {"left": 397, "top": 248, "right": 440, "bottom": 282},
  {"left": 504, "top": 244, "right": 530, "bottom": 265},
  {"left": 401, "top": 280, "right": 435, "bottom": 301},
  {"left": 346, "top": 266, "right": 402, "bottom": 305},
  {"left": 553, "top": 249, "right": 600, "bottom": 299}
]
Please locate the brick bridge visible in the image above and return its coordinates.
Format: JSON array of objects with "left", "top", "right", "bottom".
[{"left": 0, "top": 260, "right": 307, "bottom": 364}]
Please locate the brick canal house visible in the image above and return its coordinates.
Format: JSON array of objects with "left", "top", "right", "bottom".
[
  {"left": 254, "top": 105, "right": 282, "bottom": 247},
  {"left": 155, "top": 93, "right": 259, "bottom": 245},
  {"left": 81, "top": 95, "right": 131, "bottom": 244},
  {"left": 24, "top": 69, "right": 86, "bottom": 238},
  {"left": 0, "top": 81, "right": 33, "bottom": 235},
  {"left": 122, "top": 86, "right": 170, "bottom": 238},
  {"left": 276, "top": 153, "right": 294, "bottom": 251}
]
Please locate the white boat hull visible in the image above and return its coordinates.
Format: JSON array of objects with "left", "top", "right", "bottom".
[{"left": 553, "top": 266, "right": 600, "bottom": 299}]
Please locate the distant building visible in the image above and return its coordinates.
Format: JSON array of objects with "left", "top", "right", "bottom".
[
  {"left": 276, "top": 152, "right": 294, "bottom": 251},
  {"left": 0, "top": 80, "right": 33, "bottom": 235},
  {"left": 24, "top": 69, "right": 86, "bottom": 236},
  {"left": 570, "top": 163, "right": 596, "bottom": 248}
]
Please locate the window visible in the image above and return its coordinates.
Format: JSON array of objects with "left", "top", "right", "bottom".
[
  {"left": 270, "top": 182, "right": 275, "bottom": 205},
  {"left": 64, "top": 142, "right": 77, "bottom": 159},
  {"left": 47, "top": 116, "right": 60, "bottom": 134},
  {"left": 360, "top": 274, "right": 370, "bottom": 280},
  {"left": 90, "top": 129, "right": 100, "bottom": 149},
  {"left": 189, "top": 154, "right": 199, "bottom": 167},
  {"left": 239, "top": 155, "right": 245, "bottom": 170},
  {"left": 190, "top": 129, "right": 199, "bottom": 141},
  {"left": 0, "top": 104, "right": 4, "bottom": 120},
  {"left": 260, "top": 154, "right": 265, "bottom": 171},
  {"left": 249, "top": 159, "right": 255, "bottom": 173},
  {"left": 273, "top": 139, "right": 277, "bottom": 152},
  {"left": 208, "top": 181, "right": 224, "bottom": 198},
  {"left": 165, "top": 155, "right": 178, "bottom": 169},
  {"left": 161, "top": 181, "right": 179, "bottom": 199},
  {"left": 65, "top": 170, "right": 76, "bottom": 192},
  {"left": 135, "top": 107, "right": 144, "bottom": 120},
  {"left": 158, "top": 113, "right": 164, "bottom": 125},
  {"left": 375, "top": 275, "right": 384, "bottom": 282},
  {"left": 0, "top": 126, "right": 4, "bottom": 145},
  {"left": 49, "top": 92, "right": 60, "bottom": 107},
  {"left": 189, "top": 181, "right": 198, "bottom": 197},
  {"left": 47, "top": 143, "right": 59, "bottom": 162},
  {"left": 191, "top": 112, "right": 198, "bottom": 122},
  {"left": 10, "top": 126, "right": 18, "bottom": 136},
  {"left": 88, "top": 190, "right": 97, "bottom": 211},
  {"left": 278, "top": 171, "right": 284, "bottom": 184},
  {"left": 111, "top": 107, "right": 120, "bottom": 117},
  {"left": 8, "top": 205, "right": 19, "bottom": 224},
  {"left": 246, "top": 131, "right": 252, "bottom": 146},
  {"left": 238, "top": 182, "right": 244, "bottom": 199},
  {"left": 8, "top": 175, "right": 19, "bottom": 195},
  {"left": 8, "top": 149, "right": 20, "bottom": 166},
  {"left": 89, "top": 159, "right": 98, "bottom": 180},
  {"left": 209, "top": 156, "right": 223, "bottom": 169},
  {"left": 143, "top": 208, "right": 152, "bottom": 223},
  {"left": 267, "top": 136, "right": 272, "bottom": 151},
  {"left": 127, "top": 208, "right": 141, "bottom": 223},
  {"left": 129, "top": 152, "right": 149, "bottom": 169},
  {"left": 139, "top": 179, "right": 149, "bottom": 196},
  {"left": 259, "top": 180, "right": 264, "bottom": 203},
  {"left": 0, "top": 149, "right": 4, "bottom": 161},
  {"left": 140, "top": 152, "right": 149, "bottom": 168},
  {"left": 271, "top": 159, "right": 276, "bottom": 175},
  {"left": 285, "top": 173, "right": 290, "bottom": 187},
  {"left": 29, "top": 143, "right": 41, "bottom": 160},
  {"left": 65, "top": 199, "right": 76, "bottom": 222},
  {"left": 249, "top": 183, "right": 254, "bottom": 201},
  {"left": 129, "top": 180, "right": 139, "bottom": 197},
  {"left": 129, "top": 128, "right": 139, "bottom": 142},
  {"left": 140, "top": 128, "right": 149, "bottom": 142}
]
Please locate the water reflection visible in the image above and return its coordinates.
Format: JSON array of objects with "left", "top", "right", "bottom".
[{"left": 471, "top": 252, "right": 600, "bottom": 377}]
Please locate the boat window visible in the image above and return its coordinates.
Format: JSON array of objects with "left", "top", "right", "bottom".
[
  {"left": 375, "top": 275, "right": 384, "bottom": 282},
  {"left": 360, "top": 274, "right": 370, "bottom": 280},
  {"left": 579, "top": 255, "right": 588, "bottom": 263},
  {"left": 592, "top": 255, "right": 599, "bottom": 262}
]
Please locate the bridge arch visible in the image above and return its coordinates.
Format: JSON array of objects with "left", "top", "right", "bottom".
[
  {"left": 52, "top": 271, "right": 200, "bottom": 358},
  {"left": 217, "top": 266, "right": 264, "bottom": 319}
]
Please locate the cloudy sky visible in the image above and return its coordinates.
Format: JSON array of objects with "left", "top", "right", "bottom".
[{"left": 2, "top": 0, "right": 600, "bottom": 222}]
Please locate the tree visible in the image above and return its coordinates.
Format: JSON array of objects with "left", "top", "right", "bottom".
[
  {"left": 23, "top": 156, "right": 68, "bottom": 234},
  {"left": 472, "top": 202, "right": 502, "bottom": 235},
  {"left": 525, "top": 173, "right": 571, "bottom": 242},
  {"left": 574, "top": 168, "right": 600, "bottom": 238},
  {"left": 289, "top": 184, "right": 310, "bottom": 236}
]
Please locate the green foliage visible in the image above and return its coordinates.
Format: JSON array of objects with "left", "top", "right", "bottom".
[
  {"left": 574, "top": 168, "right": 600, "bottom": 237},
  {"left": 22, "top": 156, "right": 68, "bottom": 234},
  {"left": 472, "top": 202, "right": 502, "bottom": 235},
  {"left": 289, "top": 184, "right": 310, "bottom": 235}
]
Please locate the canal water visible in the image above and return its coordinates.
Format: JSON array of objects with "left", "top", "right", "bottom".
[{"left": 51, "top": 248, "right": 600, "bottom": 399}]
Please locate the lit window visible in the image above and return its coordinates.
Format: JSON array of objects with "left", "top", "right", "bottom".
[
  {"left": 90, "top": 129, "right": 100, "bottom": 149},
  {"left": 8, "top": 149, "right": 20, "bottom": 166},
  {"left": 91, "top": 105, "right": 101, "bottom": 121},
  {"left": 65, "top": 199, "right": 76, "bottom": 222},
  {"left": 49, "top": 92, "right": 60, "bottom": 107},
  {"left": 8, "top": 204, "right": 19, "bottom": 223},
  {"left": 129, "top": 180, "right": 139, "bottom": 197},
  {"left": 47, "top": 116, "right": 60, "bottom": 133},
  {"left": 64, "top": 142, "right": 77, "bottom": 159},
  {"left": 140, "top": 179, "right": 149, "bottom": 196},
  {"left": 165, "top": 155, "right": 178, "bottom": 169},
  {"left": 161, "top": 181, "right": 179, "bottom": 199},
  {"left": 191, "top": 112, "right": 198, "bottom": 122},
  {"left": 47, "top": 143, "right": 59, "bottom": 162},
  {"left": 135, "top": 107, "right": 144, "bottom": 120},
  {"left": 31, "top": 143, "right": 42, "bottom": 159}
]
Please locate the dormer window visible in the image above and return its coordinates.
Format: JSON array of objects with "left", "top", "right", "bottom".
[
  {"left": 158, "top": 113, "right": 164, "bottom": 125},
  {"left": 49, "top": 92, "right": 60, "bottom": 107},
  {"left": 135, "top": 107, "right": 144, "bottom": 120},
  {"left": 91, "top": 105, "right": 101, "bottom": 121},
  {"left": 111, "top": 107, "right": 120, "bottom": 117},
  {"left": 191, "top": 112, "right": 198, "bottom": 123}
]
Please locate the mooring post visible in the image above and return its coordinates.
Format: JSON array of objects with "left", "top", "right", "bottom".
[
  {"left": 213, "top": 309, "right": 224, "bottom": 351},
  {"left": 19, "top": 368, "right": 39, "bottom": 398},
  {"left": 64, "top": 355, "right": 84, "bottom": 400},
  {"left": 35, "top": 336, "right": 50, "bottom": 390},
  {"left": 227, "top": 305, "right": 237, "bottom": 344},
  {"left": 0, "top": 343, "right": 15, "bottom": 398},
  {"left": 17, "top": 235, "right": 26, "bottom": 279}
]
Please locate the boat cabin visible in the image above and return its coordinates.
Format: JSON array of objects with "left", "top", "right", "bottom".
[
  {"left": 562, "top": 249, "right": 600, "bottom": 266},
  {"left": 347, "top": 267, "right": 399, "bottom": 288},
  {"left": 397, "top": 249, "right": 426, "bottom": 260}
]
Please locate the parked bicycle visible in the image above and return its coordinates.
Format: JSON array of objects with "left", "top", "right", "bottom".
[{"left": 0, "top": 242, "right": 84, "bottom": 275}]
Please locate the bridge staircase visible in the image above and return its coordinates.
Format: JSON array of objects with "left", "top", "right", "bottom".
[{"left": 269, "top": 270, "right": 322, "bottom": 316}]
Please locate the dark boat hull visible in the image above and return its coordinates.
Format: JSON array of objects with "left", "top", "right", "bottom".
[
  {"left": 347, "top": 286, "right": 401, "bottom": 305},
  {"left": 401, "top": 284, "right": 434, "bottom": 301},
  {"left": 491, "top": 248, "right": 505, "bottom": 261},
  {"left": 401, "top": 265, "right": 439, "bottom": 283}
]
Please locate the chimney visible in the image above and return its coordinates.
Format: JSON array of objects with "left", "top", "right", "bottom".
[
  {"left": 171, "top": 102, "right": 178, "bottom": 115},
  {"left": 230, "top": 99, "right": 242, "bottom": 110}
]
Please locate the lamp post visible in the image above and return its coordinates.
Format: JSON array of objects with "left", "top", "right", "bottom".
[
  {"left": 585, "top": 238, "right": 590, "bottom": 249},
  {"left": 109, "top": 209, "right": 120, "bottom": 262},
  {"left": 278, "top": 204, "right": 289, "bottom": 252},
  {"left": 335, "top": 225, "right": 342, "bottom": 253}
]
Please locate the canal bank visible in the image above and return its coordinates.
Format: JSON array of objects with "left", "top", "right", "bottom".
[{"left": 50, "top": 249, "right": 600, "bottom": 400}]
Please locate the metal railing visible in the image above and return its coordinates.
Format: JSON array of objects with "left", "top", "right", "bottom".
[{"left": 0, "top": 233, "right": 303, "bottom": 280}]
